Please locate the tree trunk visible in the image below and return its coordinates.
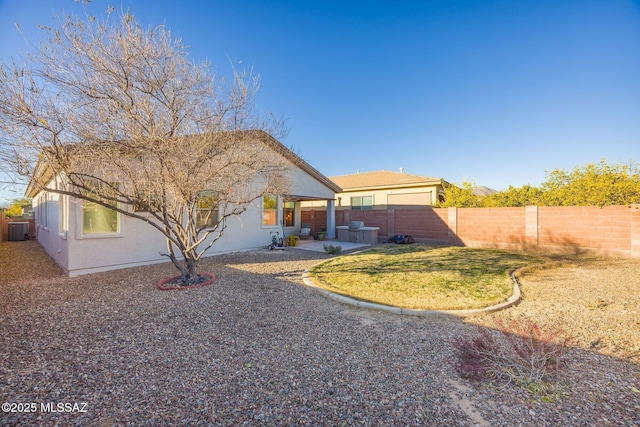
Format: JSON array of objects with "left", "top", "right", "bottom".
[
  {"left": 180, "top": 257, "right": 199, "bottom": 286},
  {"left": 165, "top": 251, "right": 200, "bottom": 286}
]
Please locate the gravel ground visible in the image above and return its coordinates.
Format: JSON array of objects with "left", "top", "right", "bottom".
[{"left": 1, "top": 240, "right": 639, "bottom": 426}]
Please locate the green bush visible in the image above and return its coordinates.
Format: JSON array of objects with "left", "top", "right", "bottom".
[
  {"left": 323, "top": 244, "right": 342, "bottom": 255},
  {"left": 285, "top": 235, "right": 299, "bottom": 247},
  {"left": 436, "top": 160, "right": 640, "bottom": 208}
]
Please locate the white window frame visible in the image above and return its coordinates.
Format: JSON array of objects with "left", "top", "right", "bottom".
[
  {"left": 35, "top": 195, "right": 42, "bottom": 228},
  {"left": 76, "top": 198, "right": 122, "bottom": 239},
  {"left": 262, "top": 194, "right": 280, "bottom": 228},
  {"left": 41, "top": 192, "right": 49, "bottom": 230},
  {"left": 282, "top": 200, "right": 295, "bottom": 228},
  {"left": 58, "top": 193, "right": 68, "bottom": 239},
  {"left": 351, "top": 195, "right": 373, "bottom": 210},
  {"left": 196, "top": 191, "right": 219, "bottom": 229}
]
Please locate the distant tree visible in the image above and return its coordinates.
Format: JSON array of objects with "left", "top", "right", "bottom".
[
  {"left": 2, "top": 197, "right": 31, "bottom": 217},
  {"left": 437, "top": 160, "right": 639, "bottom": 208},
  {"left": 483, "top": 185, "right": 542, "bottom": 207},
  {"left": 435, "top": 180, "right": 483, "bottom": 208},
  {"left": 0, "top": 10, "right": 289, "bottom": 284},
  {"left": 539, "top": 160, "right": 640, "bottom": 207}
]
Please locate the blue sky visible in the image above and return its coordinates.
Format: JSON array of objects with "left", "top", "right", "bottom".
[{"left": 1, "top": 0, "right": 639, "bottom": 204}]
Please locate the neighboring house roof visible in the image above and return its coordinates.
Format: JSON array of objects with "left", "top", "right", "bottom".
[
  {"left": 25, "top": 130, "right": 341, "bottom": 197},
  {"left": 329, "top": 170, "right": 447, "bottom": 192}
]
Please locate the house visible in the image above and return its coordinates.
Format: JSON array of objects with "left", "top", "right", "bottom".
[
  {"left": 25, "top": 131, "right": 341, "bottom": 277},
  {"left": 304, "top": 170, "right": 447, "bottom": 210}
]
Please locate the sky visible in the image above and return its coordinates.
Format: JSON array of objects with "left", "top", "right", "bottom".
[{"left": 0, "top": 0, "right": 639, "bottom": 204}]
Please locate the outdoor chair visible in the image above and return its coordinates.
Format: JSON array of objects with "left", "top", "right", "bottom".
[{"left": 298, "top": 223, "right": 312, "bottom": 240}]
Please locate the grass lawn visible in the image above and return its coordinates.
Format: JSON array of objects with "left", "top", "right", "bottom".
[{"left": 308, "top": 244, "right": 544, "bottom": 310}]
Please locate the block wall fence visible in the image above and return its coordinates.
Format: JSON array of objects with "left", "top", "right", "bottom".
[
  {"left": 3, "top": 207, "right": 636, "bottom": 256},
  {"left": 302, "top": 205, "right": 640, "bottom": 258}
]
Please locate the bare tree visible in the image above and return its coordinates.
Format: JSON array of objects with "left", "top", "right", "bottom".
[{"left": 0, "top": 10, "right": 290, "bottom": 284}]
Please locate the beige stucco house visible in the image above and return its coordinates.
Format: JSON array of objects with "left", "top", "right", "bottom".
[
  {"left": 26, "top": 131, "right": 340, "bottom": 276},
  {"left": 304, "top": 170, "right": 447, "bottom": 210}
]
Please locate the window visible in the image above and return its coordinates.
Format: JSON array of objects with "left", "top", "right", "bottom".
[
  {"left": 351, "top": 195, "right": 373, "bottom": 210},
  {"left": 36, "top": 195, "right": 42, "bottom": 227},
  {"left": 263, "top": 194, "right": 278, "bottom": 226},
  {"left": 196, "top": 191, "right": 219, "bottom": 229},
  {"left": 83, "top": 201, "right": 119, "bottom": 234},
  {"left": 282, "top": 201, "right": 295, "bottom": 227},
  {"left": 59, "top": 194, "right": 68, "bottom": 235},
  {"left": 133, "top": 184, "right": 162, "bottom": 212},
  {"left": 36, "top": 193, "right": 50, "bottom": 229},
  {"left": 42, "top": 193, "right": 48, "bottom": 228},
  {"left": 35, "top": 195, "right": 41, "bottom": 227}
]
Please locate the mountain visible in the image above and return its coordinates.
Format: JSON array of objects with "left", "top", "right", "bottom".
[{"left": 473, "top": 186, "right": 499, "bottom": 196}]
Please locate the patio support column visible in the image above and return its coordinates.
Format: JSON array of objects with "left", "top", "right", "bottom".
[{"left": 326, "top": 199, "right": 336, "bottom": 239}]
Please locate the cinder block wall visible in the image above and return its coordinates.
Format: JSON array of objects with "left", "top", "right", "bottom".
[
  {"left": 339, "top": 210, "right": 390, "bottom": 237},
  {"left": 301, "top": 210, "right": 328, "bottom": 234},
  {"left": 393, "top": 208, "right": 449, "bottom": 241},
  {"left": 456, "top": 207, "right": 526, "bottom": 247},
  {"left": 304, "top": 204, "right": 640, "bottom": 257},
  {"left": 538, "top": 206, "right": 634, "bottom": 254}
]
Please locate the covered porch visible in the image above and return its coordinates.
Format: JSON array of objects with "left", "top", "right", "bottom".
[{"left": 282, "top": 195, "right": 336, "bottom": 240}]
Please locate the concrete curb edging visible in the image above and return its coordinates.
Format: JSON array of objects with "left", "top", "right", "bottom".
[{"left": 301, "top": 260, "right": 522, "bottom": 318}]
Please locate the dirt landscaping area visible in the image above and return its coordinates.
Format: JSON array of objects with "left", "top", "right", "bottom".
[{"left": 1, "top": 240, "right": 639, "bottom": 426}]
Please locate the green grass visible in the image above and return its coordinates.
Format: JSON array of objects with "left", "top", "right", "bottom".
[{"left": 308, "top": 244, "right": 543, "bottom": 310}]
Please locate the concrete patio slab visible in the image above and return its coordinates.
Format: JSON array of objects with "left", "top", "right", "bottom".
[{"left": 293, "top": 239, "right": 371, "bottom": 253}]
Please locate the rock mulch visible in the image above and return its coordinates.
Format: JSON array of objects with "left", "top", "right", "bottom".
[{"left": 1, "top": 240, "right": 639, "bottom": 426}]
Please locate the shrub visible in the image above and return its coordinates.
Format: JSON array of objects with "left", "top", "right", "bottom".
[
  {"left": 454, "top": 317, "right": 573, "bottom": 386},
  {"left": 285, "top": 235, "right": 299, "bottom": 247},
  {"left": 323, "top": 244, "right": 342, "bottom": 255}
]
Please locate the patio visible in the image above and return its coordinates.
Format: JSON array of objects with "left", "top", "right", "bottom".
[{"left": 293, "top": 238, "right": 372, "bottom": 253}]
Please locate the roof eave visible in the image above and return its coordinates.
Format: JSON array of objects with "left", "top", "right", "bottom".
[
  {"left": 24, "top": 130, "right": 342, "bottom": 197},
  {"left": 337, "top": 179, "right": 445, "bottom": 192},
  {"left": 25, "top": 156, "right": 54, "bottom": 198},
  {"left": 254, "top": 130, "right": 342, "bottom": 193}
]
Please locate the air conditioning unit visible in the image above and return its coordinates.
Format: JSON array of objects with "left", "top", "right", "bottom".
[{"left": 8, "top": 222, "right": 30, "bottom": 241}]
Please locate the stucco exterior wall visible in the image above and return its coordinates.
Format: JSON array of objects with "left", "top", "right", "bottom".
[
  {"left": 64, "top": 200, "right": 273, "bottom": 276},
  {"left": 288, "top": 163, "right": 337, "bottom": 200},
  {"left": 303, "top": 184, "right": 442, "bottom": 209},
  {"left": 32, "top": 185, "right": 70, "bottom": 272},
  {"left": 31, "top": 148, "right": 337, "bottom": 277}
]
